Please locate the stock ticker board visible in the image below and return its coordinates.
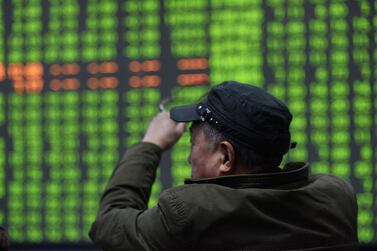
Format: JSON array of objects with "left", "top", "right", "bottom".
[{"left": 0, "top": 0, "right": 376, "bottom": 245}]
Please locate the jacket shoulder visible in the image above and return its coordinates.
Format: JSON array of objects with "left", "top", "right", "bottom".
[
  {"left": 158, "top": 186, "right": 191, "bottom": 227},
  {"left": 310, "top": 173, "right": 356, "bottom": 196},
  {"left": 157, "top": 184, "right": 221, "bottom": 232}
]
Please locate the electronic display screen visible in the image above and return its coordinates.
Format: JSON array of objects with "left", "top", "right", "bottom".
[{"left": 0, "top": 0, "right": 376, "bottom": 246}]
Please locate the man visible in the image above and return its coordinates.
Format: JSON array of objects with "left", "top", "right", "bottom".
[{"left": 89, "top": 81, "right": 358, "bottom": 250}]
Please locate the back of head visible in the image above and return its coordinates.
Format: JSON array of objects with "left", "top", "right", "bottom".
[
  {"left": 194, "top": 121, "right": 284, "bottom": 172},
  {"left": 171, "top": 81, "right": 294, "bottom": 172}
]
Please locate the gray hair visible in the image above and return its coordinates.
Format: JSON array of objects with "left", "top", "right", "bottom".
[{"left": 194, "top": 121, "right": 283, "bottom": 172}]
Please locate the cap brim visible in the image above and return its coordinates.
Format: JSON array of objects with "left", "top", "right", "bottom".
[{"left": 170, "top": 104, "right": 201, "bottom": 122}]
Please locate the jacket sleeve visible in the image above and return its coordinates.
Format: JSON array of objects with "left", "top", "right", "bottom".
[{"left": 88, "top": 143, "right": 184, "bottom": 251}]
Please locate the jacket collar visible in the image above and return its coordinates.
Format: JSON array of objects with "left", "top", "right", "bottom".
[{"left": 184, "top": 162, "right": 309, "bottom": 188}]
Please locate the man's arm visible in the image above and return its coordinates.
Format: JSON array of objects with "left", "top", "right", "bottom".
[{"left": 89, "top": 112, "right": 186, "bottom": 250}]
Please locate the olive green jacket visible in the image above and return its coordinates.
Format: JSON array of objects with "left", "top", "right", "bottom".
[{"left": 89, "top": 143, "right": 358, "bottom": 251}]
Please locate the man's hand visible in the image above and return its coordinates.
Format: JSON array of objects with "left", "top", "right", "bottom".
[{"left": 142, "top": 111, "right": 186, "bottom": 150}]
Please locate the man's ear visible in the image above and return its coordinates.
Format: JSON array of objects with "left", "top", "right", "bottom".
[{"left": 218, "top": 141, "right": 236, "bottom": 174}]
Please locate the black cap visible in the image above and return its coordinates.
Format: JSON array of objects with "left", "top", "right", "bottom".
[{"left": 170, "top": 81, "right": 294, "bottom": 156}]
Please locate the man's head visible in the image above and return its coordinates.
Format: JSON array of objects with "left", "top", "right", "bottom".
[{"left": 170, "top": 81, "right": 294, "bottom": 179}]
